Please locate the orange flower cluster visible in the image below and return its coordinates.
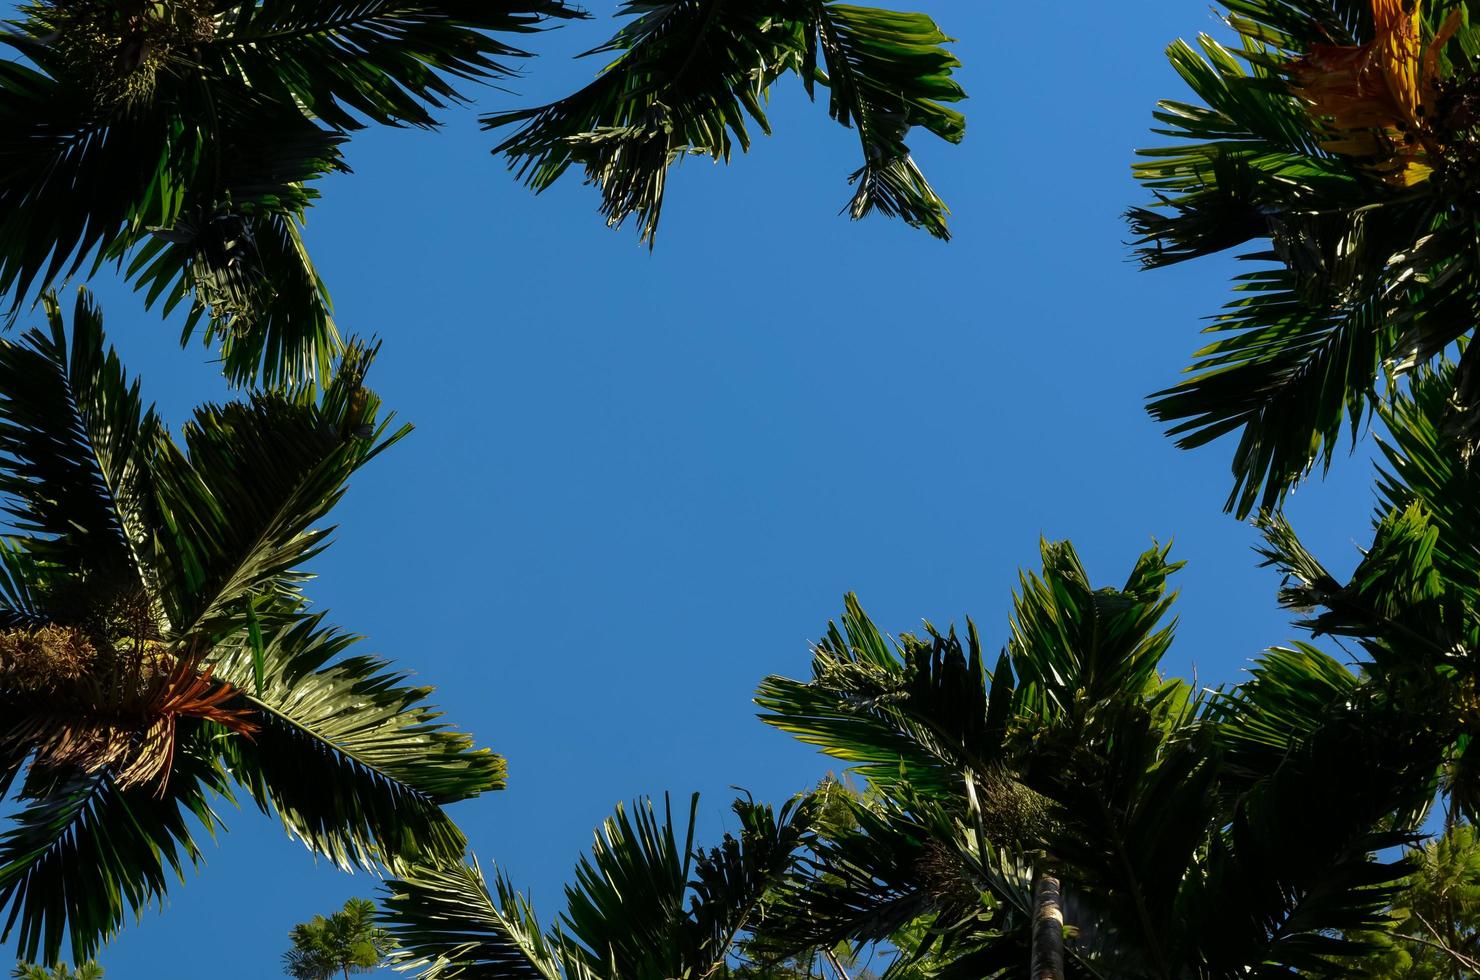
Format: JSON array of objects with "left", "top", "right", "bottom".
[{"left": 1288, "top": 0, "right": 1462, "bottom": 184}]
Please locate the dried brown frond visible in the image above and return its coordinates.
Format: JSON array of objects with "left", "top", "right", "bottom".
[
  {"left": 0, "top": 625, "right": 256, "bottom": 792},
  {"left": 0, "top": 625, "right": 99, "bottom": 692}
]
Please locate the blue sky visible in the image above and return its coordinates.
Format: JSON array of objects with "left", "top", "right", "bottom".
[{"left": 6, "top": 1, "right": 1388, "bottom": 975}]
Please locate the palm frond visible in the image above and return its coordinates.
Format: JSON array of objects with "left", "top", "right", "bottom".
[
  {"left": 0, "top": 732, "right": 230, "bottom": 964},
  {"left": 383, "top": 859, "right": 562, "bottom": 980},
  {"left": 806, "top": 3, "right": 964, "bottom": 239},
  {"left": 149, "top": 341, "right": 408, "bottom": 636},
  {"left": 756, "top": 595, "right": 1005, "bottom": 795},
  {"left": 483, "top": 0, "right": 963, "bottom": 244},
  {"left": 0, "top": 290, "right": 159, "bottom": 601},
  {"left": 212, "top": 615, "right": 505, "bottom": 871},
  {"left": 211, "top": 0, "right": 583, "bottom": 131},
  {"left": 384, "top": 794, "right": 813, "bottom": 980}
]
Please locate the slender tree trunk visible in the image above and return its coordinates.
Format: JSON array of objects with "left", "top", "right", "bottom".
[{"left": 1030, "top": 874, "right": 1065, "bottom": 980}]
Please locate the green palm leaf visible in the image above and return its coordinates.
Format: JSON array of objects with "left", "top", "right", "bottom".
[
  {"left": 1129, "top": 4, "right": 1480, "bottom": 511},
  {"left": 0, "top": 734, "right": 231, "bottom": 963},
  {"left": 483, "top": 0, "right": 964, "bottom": 244},
  {"left": 212, "top": 616, "right": 506, "bottom": 871},
  {"left": 384, "top": 794, "right": 815, "bottom": 980}
]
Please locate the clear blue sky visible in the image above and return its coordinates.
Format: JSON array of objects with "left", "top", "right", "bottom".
[{"left": 7, "top": 2, "right": 1384, "bottom": 975}]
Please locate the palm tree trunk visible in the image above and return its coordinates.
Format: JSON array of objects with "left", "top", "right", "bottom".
[{"left": 1030, "top": 874, "right": 1065, "bottom": 980}]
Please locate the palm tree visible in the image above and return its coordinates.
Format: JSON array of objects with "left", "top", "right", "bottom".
[
  {"left": 0, "top": 0, "right": 581, "bottom": 384},
  {"left": 485, "top": 0, "right": 968, "bottom": 245},
  {"left": 0, "top": 289, "right": 506, "bottom": 964},
  {"left": 0, "top": 0, "right": 966, "bottom": 384},
  {"left": 751, "top": 539, "right": 1442, "bottom": 977},
  {"left": 11, "top": 963, "right": 102, "bottom": 980},
  {"left": 379, "top": 792, "right": 815, "bottom": 980},
  {"left": 1128, "top": 0, "right": 1480, "bottom": 516},
  {"left": 1343, "top": 822, "right": 1480, "bottom": 977},
  {"left": 283, "top": 898, "right": 396, "bottom": 980}
]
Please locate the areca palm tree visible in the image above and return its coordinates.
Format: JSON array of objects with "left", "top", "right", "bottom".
[
  {"left": 378, "top": 792, "right": 815, "bottom": 979},
  {"left": 1129, "top": 0, "right": 1480, "bottom": 516},
  {"left": 752, "top": 540, "right": 1441, "bottom": 977},
  {"left": 0, "top": 0, "right": 966, "bottom": 384},
  {"left": 0, "top": 289, "right": 506, "bottom": 964}
]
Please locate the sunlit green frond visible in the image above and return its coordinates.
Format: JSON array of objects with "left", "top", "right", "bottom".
[
  {"left": 1007, "top": 540, "right": 1181, "bottom": 721},
  {"left": 806, "top": 3, "right": 964, "bottom": 239},
  {"left": 383, "top": 859, "right": 562, "bottom": 980},
  {"left": 483, "top": 0, "right": 963, "bottom": 244},
  {"left": 384, "top": 794, "right": 813, "bottom": 980},
  {"left": 212, "top": 616, "right": 505, "bottom": 871},
  {"left": 149, "top": 342, "right": 408, "bottom": 636},
  {"left": 756, "top": 595, "right": 1006, "bottom": 795},
  {"left": 1203, "top": 643, "right": 1361, "bottom": 789}
]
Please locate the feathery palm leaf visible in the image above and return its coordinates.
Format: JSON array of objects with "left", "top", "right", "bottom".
[
  {"left": 382, "top": 793, "right": 816, "bottom": 980},
  {"left": 483, "top": 0, "right": 965, "bottom": 244}
]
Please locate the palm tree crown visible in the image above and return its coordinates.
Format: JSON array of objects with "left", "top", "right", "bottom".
[
  {"left": 283, "top": 898, "right": 396, "bottom": 980},
  {"left": 0, "top": 290, "right": 505, "bottom": 964}
]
